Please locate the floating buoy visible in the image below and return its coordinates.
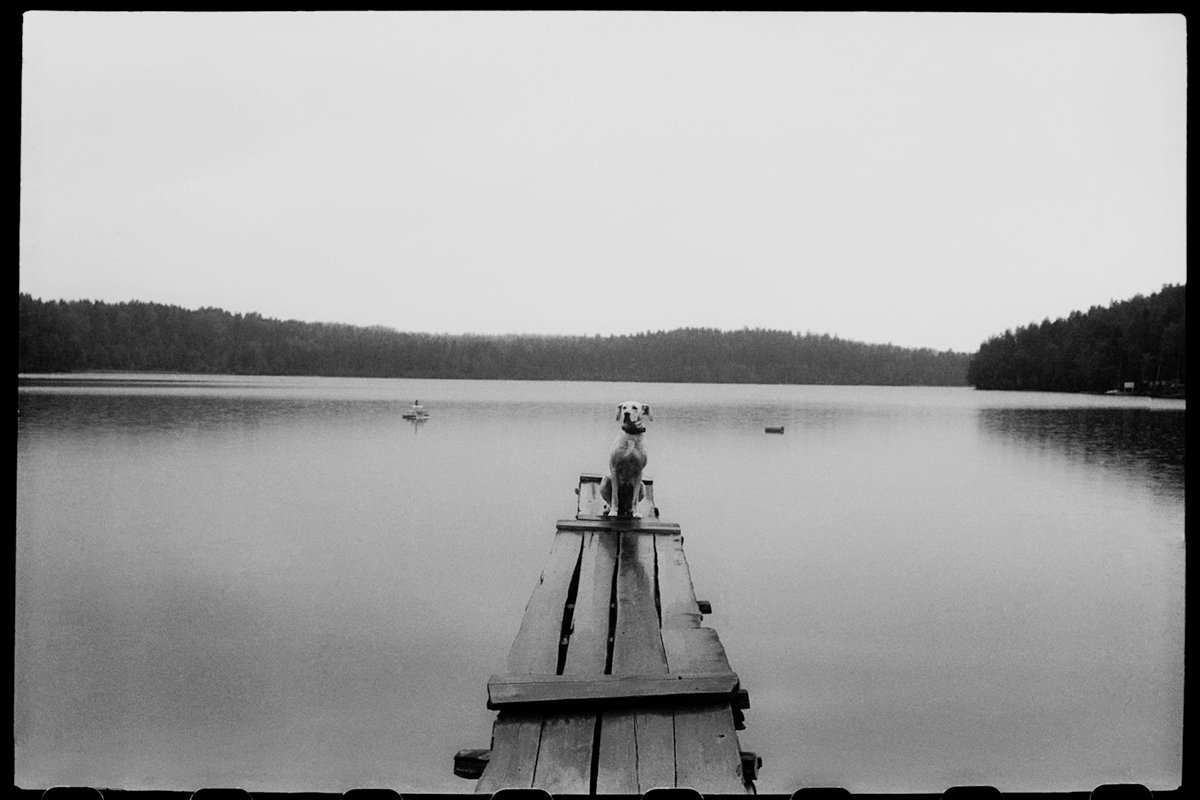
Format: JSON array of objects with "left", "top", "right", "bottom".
[{"left": 765, "top": 426, "right": 784, "bottom": 434}]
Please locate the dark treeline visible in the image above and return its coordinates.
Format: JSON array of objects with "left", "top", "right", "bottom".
[
  {"left": 18, "top": 294, "right": 971, "bottom": 385},
  {"left": 966, "top": 283, "right": 1186, "bottom": 393}
]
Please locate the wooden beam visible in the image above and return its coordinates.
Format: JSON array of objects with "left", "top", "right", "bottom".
[
  {"left": 557, "top": 518, "right": 681, "bottom": 534},
  {"left": 487, "top": 672, "right": 740, "bottom": 709}
]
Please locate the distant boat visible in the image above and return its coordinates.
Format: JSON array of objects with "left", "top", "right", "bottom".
[
  {"left": 402, "top": 400, "right": 430, "bottom": 420},
  {"left": 765, "top": 425, "right": 784, "bottom": 434}
]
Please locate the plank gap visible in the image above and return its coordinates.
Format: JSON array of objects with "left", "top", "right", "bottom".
[
  {"left": 589, "top": 713, "right": 603, "bottom": 794},
  {"left": 556, "top": 539, "right": 586, "bottom": 676},
  {"left": 631, "top": 712, "right": 641, "bottom": 792},
  {"left": 653, "top": 532, "right": 662, "bottom": 629},
  {"left": 604, "top": 534, "right": 621, "bottom": 675},
  {"left": 672, "top": 711, "right": 679, "bottom": 788},
  {"left": 531, "top": 716, "right": 547, "bottom": 788}
]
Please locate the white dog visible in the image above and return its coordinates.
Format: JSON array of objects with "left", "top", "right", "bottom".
[{"left": 601, "top": 401, "right": 652, "bottom": 518}]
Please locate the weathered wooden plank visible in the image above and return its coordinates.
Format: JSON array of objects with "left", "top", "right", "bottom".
[
  {"left": 639, "top": 480, "right": 657, "bottom": 519},
  {"left": 506, "top": 531, "right": 583, "bottom": 675},
  {"left": 562, "top": 532, "right": 618, "bottom": 674},
  {"left": 656, "top": 534, "right": 734, "bottom": 677},
  {"left": 530, "top": 714, "right": 595, "bottom": 794},
  {"left": 661, "top": 627, "right": 733, "bottom": 676},
  {"left": 634, "top": 710, "right": 676, "bottom": 790},
  {"left": 655, "top": 533, "right": 704, "bottom": 630},
  {"left": 610, "top": 531, "right": 679, "bottom": 790},
  {"left": 532, "top": 531, "right": 613, "bottom": 794},
  {"left": 594, "top": 709, "right": 639, "bottom": 795},
  {"left": 577, "top": 474, "right": 605, "bottom": 518},
  {"left": 612, "top": 531, "right": 670, "bottom": 675},
  {"left": 475, "top": 712, "right": 543, "bottom": 793},
  {"left": 608, "top": 530, "right": 681, "bottom": 790},
  {"left": 487, "top": 672, "right": 739, "bottom": 708},
  {"left": 595, "top": 708, "right": 677, "bottom": 793},
  {"left": 557, "top": 518, "right": 680, "bottom": 534},
  {"left": 672, "top": 701, "right": 749, "bottom": 794}
]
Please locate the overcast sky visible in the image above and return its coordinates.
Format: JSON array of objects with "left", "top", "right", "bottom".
[{"left": 20, "top": 12, "right": 1185, "bottom": 353}]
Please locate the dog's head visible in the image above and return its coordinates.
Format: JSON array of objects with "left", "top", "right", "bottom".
[{"left": 616, "top": 401, "right": 652, "bottom": 428}]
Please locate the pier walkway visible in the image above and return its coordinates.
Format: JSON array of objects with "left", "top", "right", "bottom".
[{"left": 457, "top": 474, "right": 757, "bottom": 794}]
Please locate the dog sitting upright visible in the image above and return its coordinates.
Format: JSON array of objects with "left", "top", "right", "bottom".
[{"left": 601, "top": 401, "right": 653, "bottom": 517}]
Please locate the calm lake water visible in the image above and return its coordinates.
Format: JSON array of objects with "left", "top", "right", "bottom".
[{"left": 15, "top": 375, "right": 1185, "bottom": 794}]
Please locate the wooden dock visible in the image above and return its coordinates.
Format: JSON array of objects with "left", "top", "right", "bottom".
[{"left": 457, "top": 474, "right": 757, "bottom": 794}]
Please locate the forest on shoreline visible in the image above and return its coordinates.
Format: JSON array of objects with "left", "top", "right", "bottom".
[
  {"left": 18, "top": 294, "right": 970, "bottom": 386},
  {"left": 20, "top": 286, "right": 1185, "bottom": 393},
  {"left": 966, "top": 283, "right": 1186, "bottom": 394}
]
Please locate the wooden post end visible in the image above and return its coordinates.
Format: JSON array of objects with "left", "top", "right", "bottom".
[
  {"left": 453, "top": 748, "right": 490, "bottom": 779},
  {"left": 739, "top": 750, "right": 762, "bottom": 780}
]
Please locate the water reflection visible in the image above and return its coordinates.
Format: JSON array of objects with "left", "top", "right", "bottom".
[
  {"left": 17, "top": 389, "right": 411, "bottom": 437},
  {"left": 977, "top": 407, "right": 1185, "bottom": 499},
  {"left": 15, "top": 377, "right": 1185, "bottom": 793}
]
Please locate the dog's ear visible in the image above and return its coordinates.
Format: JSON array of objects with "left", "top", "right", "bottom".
[
  {"left": 642, "top": 404, "right": 653, "bottom": 421},
  {"left": 616, "top": 404, "right": 623, "bottom": 421}
]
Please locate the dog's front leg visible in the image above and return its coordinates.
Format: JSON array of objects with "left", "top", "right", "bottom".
[
  {"left": 630, "top": 480, "right": 643, "bottom": 517},
  {"left": 604, "top": 471, "right": 618, "bottom": 516}
]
